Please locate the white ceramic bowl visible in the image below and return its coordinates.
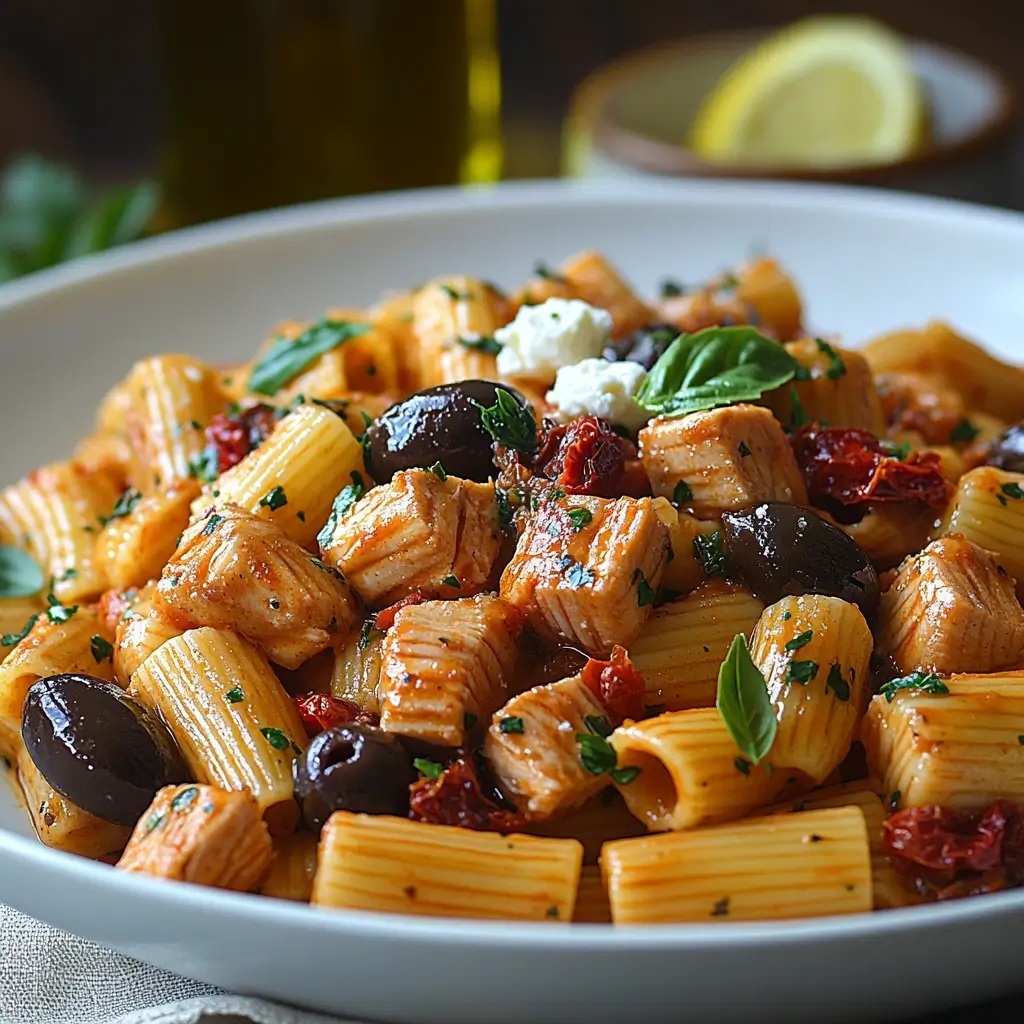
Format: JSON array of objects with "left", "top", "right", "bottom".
[{"left": 2, "top": 180, "right": 1024, "bottom": 1024}]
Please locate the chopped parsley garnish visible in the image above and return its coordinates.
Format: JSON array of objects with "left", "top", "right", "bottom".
[
  {"left": 659, "top": 278, "right": 686, "bottom": 298},
  {"left": 825, "top": 664, "right": 851, "bottom": 702},
  {"left": 738, "top": 440, "right": 751, "bottom": 457},
  {"left": 734, "top": 756, "right": 751, "bottom": 775},
  {"left": 711, "top": 897, "right": 731, "bottom": 917},
  {"left": 532, "top": 260, "right": 566, "bottom": 283},
  {"left": 100, "top": 488, "right": 142, "bottom": 526},
  {"left": 259, "top": 486, "right": 288, "bottom": 511},
  {"left": 634, "top": 569, "right": 656, "bottom": 607},
  {"left": 787, "top": 660, "right": 819, "bottom": 685},
  {"left": 144, "top": 812, "right": 166, "bottom": 835},
  {"left": 58, "top": 567, "right": 77, "bottom": 581},
  {"left": 2, "top": 612, "right": 38, "bottom": 647},
  {"left": 563, "top": 559, "right": 595, "bottom": 589},
  {"left": 200, "top": 513, "right": 224, "bottom": 537},
  {"left": 879, "top": 672, "right": 949, "bottom": 702},
  {"left": 495, "top": 488, "right": 515, "bottom": 533},
  {"left": 693, "top": 531, "right": 729, "bottom": 578},
  {"left": 439, "top": 284, "right": 473, "bottom": 301},
  {"left": 1002, "top": 482, "right": 1024, "bottom": 501},
  {"left": 248, "top": 319, "right": 371, "bottom": 396},
  {"left": 567, "top": 507, "right": 593, "bottom": 532},
  {"left": 414, "top": 758, "right": 444, "bottom": 780},
  {"left": 718, "top": 271, "right": 740, "bottom": 291},
  {"left": 583, "top": 715, "right": 612, "bottom": 738},
  {"left": 318, "top": 471, "right": 366, "bottom": 547},
  {"left": 880, "top": 439, "right": 912, "bottom": 461},
  {"left": 471, "top": 388, "right": 537, "bottom": 455},
  {"left": 788, "top": 387, "right": 807, "bottom": 429},
  {"left": 171, "top": 786, "right": 199, "bottom": 813},
  {"left": 781, "top": 611, "right": 792, "bottom": 621},
  {"left": 441, "top": 574, "right": 460, "bottom": 588},
  {"left": 499, "top": 716, "right": 525, "bottom": 734},
  {"left": 260, "top": 727, "right": 292, "bottom": 751},
  {"left": 225, "top": 686, "right": 245, "bottom": 704},
  {"left": 90, "top": 635, "right": 114, "bottom": 663},
  {"left": 45, "top": 592, "right": 78, "bottom": 624},
  {"left": 784, "top": 630, "right": 813, "bottom": 653},
  {"left": 545, "top": 905, "right": 560, "bottom": 919},
  {"left": 427, "top": 461, "right": 448, "bottom": 481},
  {"left": 458, "top": 334, "right": 501, "bottom": 355},
  {"left": 950, "top": 418, "right": 980, "bottom": 444},
  {"left": 793, "top": 363, "right": 813, "bottom": 381},
  {"left": 0, "top": 547, "right": 44, "bottom": 599},
  {"left": 673, "top": 480, "right": 693, "bottom": 505},
  {"left": 188, "top": 445, "right": 220, "bottom": 483},
  {"left": 815, "top": 338, "right": 846, "bottom": 379}
]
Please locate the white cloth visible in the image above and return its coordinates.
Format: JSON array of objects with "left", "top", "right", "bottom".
[{"left": 0, "top": 905, "right": 359, "bottom": 1024}]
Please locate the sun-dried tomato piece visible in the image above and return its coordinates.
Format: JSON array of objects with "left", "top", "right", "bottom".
[
  {"left": 581, "top": 645, "right": 646, "bottom": 725},
  {"left": 409, "top": 756, "right": 527, "bottom": 833},
  {"left": 883, "top": 800, "right": 1024, "bottom": 900},
  {"left": 205, "top": 404, "right": 280, "bottom": 472},
  {"left": 374, "top": 590, "right": 431, "bottom": 631},
  {"left": 791, "top": 425, "right": 950, "bottom": 510},
  {"left": 294, "top": 692, "right": 378, "bottom": 737},
  {"left": 534, "top": 415, "right": 634, "bottom": 497}
]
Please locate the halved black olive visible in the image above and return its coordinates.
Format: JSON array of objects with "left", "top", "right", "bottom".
[
  {"left": 602, "top": 323, "right": 678, "bottom": 370},
  {"left": 721, "top": 502, "right": 880, "bottom": 618},
  {"left": 293, "top": 724, "right": 416, "bottom": 833},
  {"left": 986, "top": 423, "right": 1024, "bottom": 474},
  {"left": 22, "top": 674, "right": 189, "bottom": 826},
  {"left": 365, "top": 380, "right": 528, "bottom": 482}
]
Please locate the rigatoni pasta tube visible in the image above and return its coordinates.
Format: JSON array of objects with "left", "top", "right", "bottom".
[
  {"left": 749, "top": 595, "right": 872, "bottom": 784},
  {"left": 131, "top": 628, "right": 305, "bottom": 834},
  {"left": 601, "top": 806, "right": 871, "bottom": 924},
  {"left": 863, "top": 674, "right": 1024, "bottom": 811},
  {"left": 0, "top": 461, "right": 119, "bottom": 603},
  {"left": 209, "top": 403, "right": 363, "bottom": 548},
  {"left": 17, "top": 746, "right": 131, "bottom": 860},
  {"left": 629, "top": 581, "right": 764, "bottom": 710},
  {"left": 261, "top": 831, "right": 318, "bottom": 902},
  {"left": 609, "top": 709, "right": 782, "bottom": 832},
  {"left": 0, "top": 606, "right": 115, "bottom": 760},
  {"left": 312, "top": 812, "right": 583, "bottom": 922}
]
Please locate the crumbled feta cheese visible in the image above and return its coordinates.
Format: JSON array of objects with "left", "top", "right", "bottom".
[
  {"left": 546, "top": 358, "right": 650, "bottom": 431},
  {"left": 495, "top": 298, "right": 613, "bottom": 379}
]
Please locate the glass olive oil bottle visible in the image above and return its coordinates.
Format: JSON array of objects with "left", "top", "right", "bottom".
[{"left": 157, "top": 0, "right": 501, "bottom": 228}]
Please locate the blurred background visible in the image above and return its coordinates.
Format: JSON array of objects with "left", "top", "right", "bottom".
[{"left": 0, "top": 0, "right": 1020, "bottom": 272}]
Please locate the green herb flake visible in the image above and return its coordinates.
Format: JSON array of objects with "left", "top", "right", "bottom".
[
  {"left": 636, "top": 326, "right": 798, "bottom": 418},
  {"left": 693, "top": 531, "right": 729, "bottom": 578},
  {"left": 144, "top": 811, "right": 166, "bottom": 835},
  {"left": 880, "top": 439, "right": 912, "bottom": 461},
  {"left": 716, "top": 634, "right": 777, "bottom": 766},
  {"left": 45, "top": 593, "right": 78, "bottom": 625},
  {"left": 2, "top": 613, "right": 39, "bottom": 647},
  {"left": 815, "top": 338, "right": 847, "bottom": 380},
  {"left": 634, "top": 569, "right": 656, "bottom": 607},
  {"left": 788, "top": 386, "right": 807, "bottom": 430},
  {"left": 441, "top": 574, "right": 460, "bottom": 588},
  {"left": 499, "top": 716, "right": 525, "bottom": 734},
  {"left": 781, "top": 610, "right": 792, "bottom": 621},
  {"left": 787, "top": 660, "right": 819, "bottom": 685},
  {"left": 825, "top": 664, "right": 851, "bottom": 702},
  {"left": 458, "top": 334, "right": 501, "bottom": 355},
  {"left": 99, "top": 488, "right": 143, "bottom": 527},
  {"left": 200, "top": 513, "right": 224, "bottom": 537},
  {"left": 576, "top": 731, "right": 618, "bottom": 776},
  {"left": 260, "top": 727, "right": 292, "bottom": 751},
  {"left": 711, "top": 897, "right": 731, "bottom": 917},
  {"left": 258, "top": 486, "right": 288, "bottom": 511},
  {"left": 427, "top": 461, "right": 448, "bottom": 481},
  {"left": 734, "top": 756, "right": 751, "bottom": 775},
  {"left": 318, "top": 471, "right": 366, "bottom": 547},
  {"left": 297, "top": 511, "right": 306, "bottom": 522},
  {"left": 567, "top": 507, "right": 593, "bottom": 532},
  {"left": 784, "top": 630, "right": 813, "bottom": 653},
  {"left": 659, "top": 278, "right": 686, "bottom": 298},
  {"left": 471, "top": 389, "right": 537, "bottom": 455},
  {"left": 563, "top": 560, "right": 595, "bottom": 589},
  {"left": 90, "top": 635, "right": 114, "bottom": 663},
  {"left": 414, "top": 757, "right": 444, "bottom": 780},
  {"left": 673, "top": 480, "right": 693, "bottom": 505},
  {"left": 358, "top": 618, "right": 381, "bottom": 650},
  {"left": 738, "top": 440, "right": 751, "bottom": 457},
  {"left": 0, "top": 547, "right": 45, "bottom": 599},
  {"left": 1002, "top": 482, "right": 1024, "bottom": 501},
  {"left": 1018, "top": 735, "right": 1024, "bottom": 745},
  {"left": 533, "top": 260, "right": 566, "bottom": 283},
  {"left": 793, "top": 364, "right": 813, "bottom": 381},
  {"left": 950, "top": 418, "right": 980, "bottom": 444},
  {"left": 225, "top": 686, "right": 245, "bottom": 704},
  {"left": 248, "top": 320, "right": 372, "bottom": 396},
  {"left": 439, "top": 284, "right": 473, "bottom": 301},
  {"left": 188, "top": 446, "right": 220, "bottom": 483},
  {"left": 171, "top": 786, "right": 199, "bottom": 813},
  {"left": 879, "top": 672, "right": 950, "bottom": 703},
  {"left": 463, "top": 713, "right": 477, "bottom": 730},
  {"left": 611, "top": 766, "right": 642, "bottom": 786}
]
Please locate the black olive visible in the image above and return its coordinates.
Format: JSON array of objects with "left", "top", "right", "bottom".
[
  {"left": 602, "top": 322, "right": 678, "bottom": 371},
  {"left": 22, "top": 674, "right": 189, "bottom": 826},
  {"left": 987, "top": 423, "right": 1024, "bottom": 474},
  {"left": 365, "top": 380, "right": 529, "bottom": 483},
  {"left": 720, "top": 502, "right": 880, "bottom": 618},
  {"left": 293, "top": 724, "right": 416, "bottom": 832}
]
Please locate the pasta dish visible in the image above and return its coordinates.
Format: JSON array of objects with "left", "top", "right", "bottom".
[{"left": 3, "top": 250, "right": 1023, "bottom": 924}]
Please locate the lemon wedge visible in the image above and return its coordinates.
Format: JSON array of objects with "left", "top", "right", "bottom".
[{"left": 689, "top": 17, "right": 925, "bottom": 168}]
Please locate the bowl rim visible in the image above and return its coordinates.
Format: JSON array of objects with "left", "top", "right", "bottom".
[
  {"left": 1, "top": 177, "right": 1024, "bottom": 948},
  {"left": 566, "top": 28, "right": 1018, "bottom": 181}
]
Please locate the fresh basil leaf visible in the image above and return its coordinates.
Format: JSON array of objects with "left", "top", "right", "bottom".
[
  {"left": 637, "top": 326, "right": 797, "bottom": 418},
  {"left": 249, "top": 320, "right": 372, "bottom": 396},
  {"left": 470, "top": 388, "right": 537, "bottom": 454},
  {"left": 715, "top": 634, "right": 777, "bottom": 766},
  {"left": 0, "top": 547, "right": 45, "bottom": 598}
]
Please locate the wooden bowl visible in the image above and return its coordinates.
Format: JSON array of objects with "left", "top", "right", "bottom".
[{"left": 565, "top": 29, "right": 1017, "bottom": 206}]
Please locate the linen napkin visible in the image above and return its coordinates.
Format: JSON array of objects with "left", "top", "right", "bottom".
[{"left": 0, "top": 905, "right": 360, "bottom": 1024}]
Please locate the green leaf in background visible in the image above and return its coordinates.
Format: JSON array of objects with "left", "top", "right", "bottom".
[
  {"left": 636, "top": 326, "right": 798, "bottom": 418},
  {"left": 0, "top": 154, "right": 158, "bottom": 284},
  {"left": 0, "top": 546, "right": 45, "bottom": 599}
]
